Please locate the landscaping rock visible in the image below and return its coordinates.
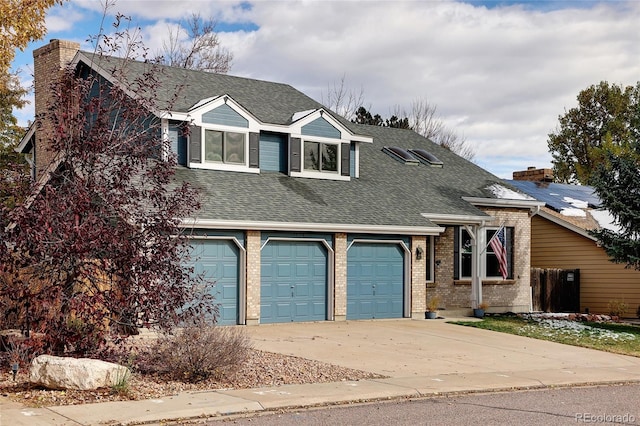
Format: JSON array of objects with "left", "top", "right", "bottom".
[{"left": 29, "top": 355, "right": 131, "bottom": 390}]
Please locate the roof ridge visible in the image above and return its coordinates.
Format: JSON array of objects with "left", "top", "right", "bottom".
[{"left": 77, "top": 50, "right": 297, "bottom": 89}]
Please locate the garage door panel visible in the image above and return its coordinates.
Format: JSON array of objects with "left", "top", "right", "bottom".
[
  {"left": 275, "top": 283, "right": 291, "bottom": 298},
  {"left": 188, "top": 240, "right": 240, "bottom": 325},
  {"left": 347, "top": 242, "right": 404, "bottom": 320},
  {"left": 261, "top": 241, "right": 327, "bottom": 323}
]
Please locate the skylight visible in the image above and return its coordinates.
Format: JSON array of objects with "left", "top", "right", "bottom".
[
  {"left": 382, "top": 146, "right": 419, "bottom": 164},
  {"left": 408, "top": 149, "right": 443, "bottom": 167}
]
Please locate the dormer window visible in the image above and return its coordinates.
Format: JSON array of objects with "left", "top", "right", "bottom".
[
  {"left": 304, "top": 141, "right": 338, "bottom": 173},
  {"left": 205, "top": 130, "right": 246, "bottom": 164}
]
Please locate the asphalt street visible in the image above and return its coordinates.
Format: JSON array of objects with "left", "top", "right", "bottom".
[{"left": 209, "top": 383, "right": 640, "bottom": 426}]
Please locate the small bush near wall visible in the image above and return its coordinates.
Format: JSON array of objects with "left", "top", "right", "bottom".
[
  {"left": 608, "top": 300, "right": 629, "bottom": 318},
  {"left": 144, "top": 319, "right": 252, "bottom": 383}
]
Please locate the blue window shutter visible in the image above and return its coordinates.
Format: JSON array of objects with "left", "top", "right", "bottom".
[
  {"left": 453, "top": 226, "right": 460, "bottom": 280},
  {"left": 341, "top": 143, "right": 350, "bottom": 176},
  {"left": 290, "top": 137, "right": 301, "bottom": 172},
  {"left": 249, "top": 132, "right": 259, "bottom": 168},
  {"left": 189, "top": 125, "right": 202, "bottom": 163}
]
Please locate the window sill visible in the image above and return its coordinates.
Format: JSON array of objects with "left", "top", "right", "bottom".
[
  {"left": 289, "top": 171, "right": 350, "bottom": 181},
  {"left": 454, "top": 279, "right": 516, "bottom": 286},
  {"left": 189, "top": 162, "right": 259, "bottom": 173}
]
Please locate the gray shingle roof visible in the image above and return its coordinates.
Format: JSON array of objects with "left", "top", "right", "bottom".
[
  {"left": 175, "top": 125, "right": 505, "bottom": 230},
  {"left": 81, "top": 52, "right": 510, "bottom": 231},
  {"left": 79, "top": 52, "right": 351, "bottom": 127}
]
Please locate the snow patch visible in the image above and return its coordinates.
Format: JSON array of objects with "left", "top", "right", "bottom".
[
  {"left": 487, "top": 184, "right": 535, "bottom": 200},
  {"left": 563, "top": 196, "right": 589, "bottom": 209},
  {"left": 591, "top": 209, "right": 621, "bottom": 233},
  {"left": 560, "top": 208, "right": 587, "bottom": 217},
  {"left": 525, "top": 315, "right": 635, "bottom": 342}
]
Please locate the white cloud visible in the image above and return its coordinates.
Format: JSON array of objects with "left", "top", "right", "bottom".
[{"left": 217, "top": 0, "right": 640, "bottom": 177}]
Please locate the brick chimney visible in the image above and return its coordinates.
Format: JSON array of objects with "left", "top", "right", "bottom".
[
  {"left": 33, "top": 39, "right": 80, "bottom": 178},
  {"left": 512, "top": 166, "right": 554, "bottom": 182}
]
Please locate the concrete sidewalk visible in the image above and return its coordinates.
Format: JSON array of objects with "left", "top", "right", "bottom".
[{"left": 2, "top": 319, "right": 640, "bottom": 425}]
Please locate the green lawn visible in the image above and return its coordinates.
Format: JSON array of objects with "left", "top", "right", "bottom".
[{"left": 451, "top": 315, "right": 640, "bottom": 357}]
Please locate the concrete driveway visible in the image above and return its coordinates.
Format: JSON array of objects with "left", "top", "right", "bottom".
[{"left": 246, "top": 318, "right": 640, "bottom": 380}]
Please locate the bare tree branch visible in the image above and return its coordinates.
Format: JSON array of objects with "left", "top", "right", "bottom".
[
  {"left": 161, "top": 13, "right": 232, "bottom": 73},
  {"left": 321, "top": 74, "right": 366, "bottom": 121}
]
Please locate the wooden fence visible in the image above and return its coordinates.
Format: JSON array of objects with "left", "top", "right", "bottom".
[{"left": 531, "top": 268, "right": 580, "bottom": 312}]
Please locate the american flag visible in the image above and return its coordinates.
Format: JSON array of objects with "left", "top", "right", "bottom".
[{"left": 489, "top": 227, "right": 508, "bottom": 280}]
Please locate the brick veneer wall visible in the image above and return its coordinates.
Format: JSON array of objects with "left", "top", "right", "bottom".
[
  {"left": 411, "top": 236, "right": 427, "bottom": 317},
  {"left": 334, "top": 233, "right": 347, "bottom": 321},
  {"left": 245, "top": 230, "right": 261, "bottom": 324},
  {"left": 429, "top": 207, "right": 532, "bottom": 312},
  {"left": 33, "top": 40, "right": 80, "bottom": 178}
]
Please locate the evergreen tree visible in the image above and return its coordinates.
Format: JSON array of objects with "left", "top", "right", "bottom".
[{"left": 590, "top": 139, "right": 640, "bottom": 269}]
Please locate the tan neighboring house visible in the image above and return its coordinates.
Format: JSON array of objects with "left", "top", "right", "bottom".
[{"left": 508, "top": 168, "right": 640, "bottom": 317}]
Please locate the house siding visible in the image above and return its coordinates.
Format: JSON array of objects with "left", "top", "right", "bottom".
[
  {"left": 259, "top": 132, "right": 287, "bottom": 172},
  {"left": 531, "top": 215, "right": 640, "bottom": 316},
  {"left": 202, "top": 104, "right": 249, "bottom": 128},
  {"left": 302, "top": 117, "right": 341, "bottom": 139}
]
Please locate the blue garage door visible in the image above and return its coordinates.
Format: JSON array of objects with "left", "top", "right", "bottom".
[
  {"left": 347, "top": 243, "right": 404, "bottom": 320},
  {"left": 261, "top": 241, "right": 327, "bottom": 323},
  {"left": 189, "top": 239, "right": 239, "bottom": 325}
]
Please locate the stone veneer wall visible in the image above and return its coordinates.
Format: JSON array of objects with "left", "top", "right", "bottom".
[{"left": 428, "top": 207, "right": 532, "bottom": 312}]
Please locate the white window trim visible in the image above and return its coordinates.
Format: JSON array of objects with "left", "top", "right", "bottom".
[
  {"left": 426, "top": 235, "right": 435, "bottom": 283},
  {"left": 190, "top": 124, "right": 259, "bottom": 173},
  {"left": 291, "top": 135, "right": 351, "bottom": 181},
  {"left": 459, "top": 227, "right": 510, "bottom": 280}
]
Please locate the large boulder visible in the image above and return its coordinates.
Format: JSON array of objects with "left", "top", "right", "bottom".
[{"left": 29, "top": 355, "right": 131, "bottom": 390}]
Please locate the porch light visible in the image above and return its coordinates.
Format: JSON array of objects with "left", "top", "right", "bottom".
[{"left": 416, "top": 246, "right": 423, "bottom": 260}]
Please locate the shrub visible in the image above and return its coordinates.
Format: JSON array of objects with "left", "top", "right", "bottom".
[
  {"left": 427, "top": 296, "right": 440, "bottom": 312},
  {"left": 637, "top": 305, "right": 640, "bottom": 319},
  {"left": 148, "top": 320, "right": 252, "bottom": 383},
  {"left": 607, "top": 299, "right": 628, "bottom": 317},
  {"left": 1, "top": 333, "right": 46, "bottom": 379}
]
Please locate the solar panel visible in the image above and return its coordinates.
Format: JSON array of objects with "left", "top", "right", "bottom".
[
  {"left": 505, "top": 180, "right": 601, "bottom": 212},
  {"left": 408, "top": 149, "right": 443, "bottom": 167},
  {"left": 382, "top": 146, "right": 419, "bottom": 164}
]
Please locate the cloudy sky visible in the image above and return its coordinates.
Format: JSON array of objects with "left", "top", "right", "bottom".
[{"left": 11, "top": 0, "right": 640, "bottom": 178}]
